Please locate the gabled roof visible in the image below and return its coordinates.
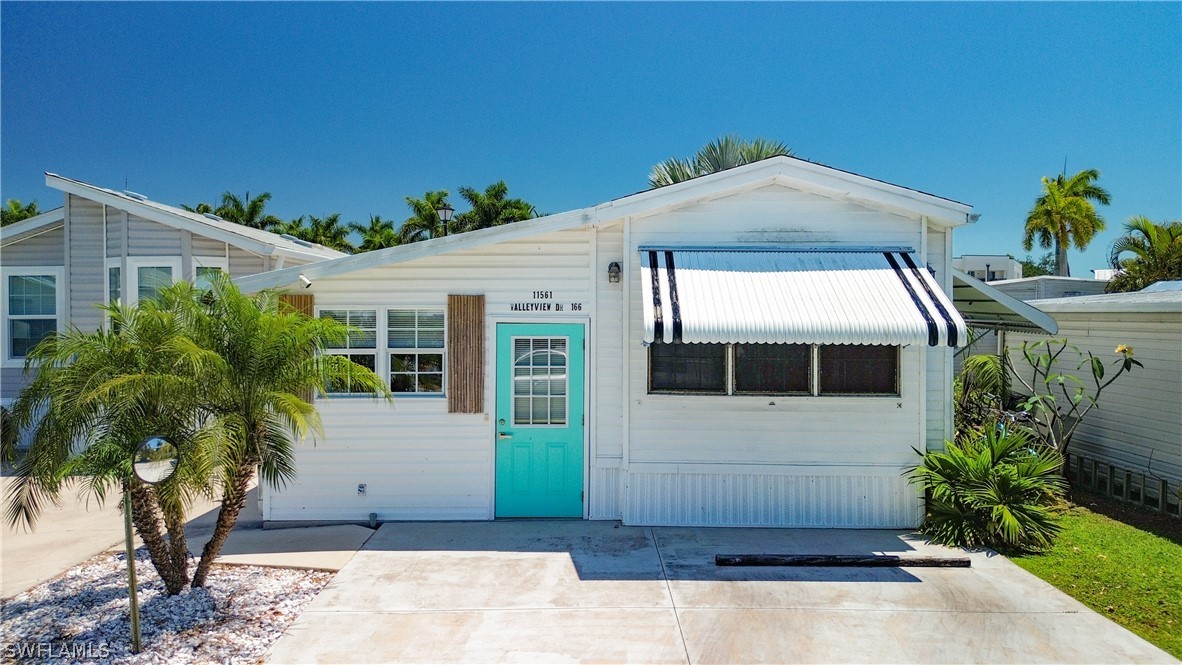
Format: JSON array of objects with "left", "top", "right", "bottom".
[
  {"left": 236, "top": 156, "right": 975, "bottom": 291},
  {"left": 0, "top": 207, "right": 65, "bottom": 246},
  {"left": 44, "top": 173, "right": 347, "bottom": 262}
]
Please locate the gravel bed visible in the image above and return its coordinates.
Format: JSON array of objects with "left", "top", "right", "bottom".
[{"left": 1, "top": 549, "right": 333, "bottom": 664}]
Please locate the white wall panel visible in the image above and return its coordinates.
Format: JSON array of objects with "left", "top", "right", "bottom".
[{"left": 68, "top": 196, "right": 104, "bottom": 334}]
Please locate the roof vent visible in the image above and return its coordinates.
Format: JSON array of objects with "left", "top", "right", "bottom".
[
  {"left": 203, "top": 212, "right": 225, "bottom": 221},
  {"left": 122, "top": 190, "right": 148, "bottom": 201},
  {"left": 280, "top": 233, "right": 316, "bottom": 248}
]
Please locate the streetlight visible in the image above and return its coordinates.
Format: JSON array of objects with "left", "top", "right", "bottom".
[
  {"left": 125, "top": 436, "right": 179, "bottom": 653},
  {"left": 436, "top": 203, "right": 454, "bottom": 237}
]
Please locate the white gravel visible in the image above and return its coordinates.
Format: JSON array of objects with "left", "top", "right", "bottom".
[{"left": 1, "top": 549, "right": 333, "bottom": 664}]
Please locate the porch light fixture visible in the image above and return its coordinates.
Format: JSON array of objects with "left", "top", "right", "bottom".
[
  {"left": 436, "top": 203, "right": 455, "bottom": 237},
  {"left": 607, "top": 262, "right": 622, "bottom": 283}
]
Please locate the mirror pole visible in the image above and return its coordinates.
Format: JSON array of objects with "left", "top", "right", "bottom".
[{"left": 123, "top": 488, "right": 142, "bottom": 653}]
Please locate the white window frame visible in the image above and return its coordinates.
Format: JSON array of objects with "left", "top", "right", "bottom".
[
  {"left": 2, "top": 266, "right": 66, "bottom": 367},
  {"left": 316, "top": 307, "right": 380, "bottom": 396},
  {"left": 386, "top": 307, "right": 446, "bottom": 397},
  {"left": 125, "top": 256, "right": 183, "bottom": 306},
  {"left": 312, "top": 306, "right": 449, "bottom": 399},
  {"left": 192, "top": 256, "right": 231, "bottom": 291}
]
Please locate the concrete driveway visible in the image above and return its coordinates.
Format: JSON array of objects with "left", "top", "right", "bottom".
[{"left": 266, "top": 521, "right": 1176, "bottom": 664}]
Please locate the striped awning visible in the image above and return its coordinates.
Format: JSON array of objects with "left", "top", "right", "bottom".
[{"left": 640, "top": 249, "right": 968, "bottom": 348}]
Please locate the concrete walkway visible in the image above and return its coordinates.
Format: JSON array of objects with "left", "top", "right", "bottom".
[
  {"left": 267, "top": 521, "right": 1177, "bottom": 664},
  {"left": 1, "top": 477, "right": 373, "bottom": 598}
]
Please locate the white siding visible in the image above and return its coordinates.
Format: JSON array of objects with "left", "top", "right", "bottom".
[
  {"left": 266, "top": 228, "right": 593, "bottom": 522},
  {"left": 127, "top": 214, "right": 183, "bottom": 255},
  {"left": 105, "top": 207, "right": 122, "bottom": 256},
  {"left": 621, "top": 184, "right": 927, "bottom": 527},
  {"left": 192, "top": 235, "right": 227, "bottom": 258},
  {"left": 68, "top": 196, "right": 105, "bottom": 335},
  {"left": 267, "top": 183, "right": 951, "bottom": 528},
  {"left": 2, "top": 225, "right": 65, "bottom": 266},
  {"left": 228, "top": 246, "right": 267, "bottom": 276},
  {"left": 1007, "top": 312, "right": 1182, "bottom": 486}
]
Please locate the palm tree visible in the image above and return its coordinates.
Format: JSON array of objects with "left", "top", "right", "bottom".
[
  {"left": 1105, "top": 217, "right": 1182, "bottom": 292},
  {"left": 270, "top": 216, "right": 309, "bottom": 238},
  {"left": 176, "top": 276, "right": 388, "bottom": 587},
  {"left": 349, "top": 215, "right": 400, "bottom": 252},
  {"left": 453, "top": 181, "right": 537, "bottom": 233},
  {"left": 1022, "top": 169, "right": 1111, "bottom": 277},
  {"left": 302, "top": 213, "right": 355, "bottom": 253},
  {"left": 180, "top": 202, "right": 215, "bottom": 215},
  {"left": 215, "top": 191, "right": 283, "bottom": 230},
  {"left": 5, "top": 295, "right": 221, "bottom": 594},
  {"left": 398, "top": 190, "right": 452, "bottom": 243},
  {"left": 2, "top": 199, "right": 40, "bottom": 226},
  {"left": 648, "top": 135, "right": 793, "bottom": 188}
]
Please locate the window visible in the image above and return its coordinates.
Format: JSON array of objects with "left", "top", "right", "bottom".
[
  {"left": 137, "top": 266, "right": 173, "bottom": 302},
  {"left": 649, "top": 342, "right": 726, "bottom": 394},
  {"left": 512, "top": 337, "right": 567, "bottom": 425},
  {"left": 649, "top": 342, "right": 899, "bottom": 397},
  {"left": 387, "top": 309, "right": 444, "bottom": 394},
  {"left": 195, "top": 266, "right": 224, "bottom": 292},
  {"left": 3, "top": 267, "right": 63, "bottom": 364},
  {"left": 320, "top": 309, "right": 378, "bottom": 394},
  {"left": 819, "top": 345, "right": 898, "bottom": 395},
  {"left": 108, "top": 266, "right": 121, "bottom": 305},
  {"left": 735, "top": 343, "right": 811, "bottom": 394}
]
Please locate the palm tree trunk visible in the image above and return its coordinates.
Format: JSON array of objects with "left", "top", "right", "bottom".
[
  {"left": 190, "top": 456, "right": 256, "bottom": 588},
  {"left": 162, "top": 504, "right": 190, "bottom": 587},
  {"left": 128, "top": 483, "right": 189, "bottom": 595},
  {"left": 1055, "top": 241, "right": 1070, "bottom": 277}
]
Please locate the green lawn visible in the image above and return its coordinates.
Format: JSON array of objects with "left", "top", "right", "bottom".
[{"left": 1011, "top": 492, "right": 1182, "bottom": 659}]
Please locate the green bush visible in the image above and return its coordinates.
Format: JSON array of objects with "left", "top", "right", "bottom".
[{"left": 910, "top": 426, "right": 1066, "bottom": 552}]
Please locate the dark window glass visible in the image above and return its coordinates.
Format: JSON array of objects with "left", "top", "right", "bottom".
[
  {"left": 328, "top": 353, "right": 376, "bottom": 394},
  {"left": 735, "top": 344, "right": 811, "bottom": 394},
  {"left": 819, "top": 345, "right": 898, "bottom": 395},
  {"left": 649, "top": 343, "right": 726, "bottom": 393}
]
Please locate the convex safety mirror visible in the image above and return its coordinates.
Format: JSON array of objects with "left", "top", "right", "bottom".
[{"left": 132, "top": 436, "right": 178, "bottom": 485}]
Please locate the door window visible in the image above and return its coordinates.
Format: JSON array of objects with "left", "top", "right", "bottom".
[{"left": 512, "top": 337, "right": 567, "bottom": 426}]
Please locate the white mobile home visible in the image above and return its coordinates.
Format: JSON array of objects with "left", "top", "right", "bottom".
[
  {"left": 1, "top": 174, "right": 345, "bottom": 402},
  {"left": 237, "top": 157, "right": 1052, "bottom": 528}
]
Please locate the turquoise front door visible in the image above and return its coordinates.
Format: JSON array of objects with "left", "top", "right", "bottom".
[{"left": 495, "top": 323, "right": 585, "bottom": 518}]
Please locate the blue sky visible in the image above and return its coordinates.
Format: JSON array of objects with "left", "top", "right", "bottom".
[{"left": 3, "top": 2, "right": 1179, "bottom": 275}]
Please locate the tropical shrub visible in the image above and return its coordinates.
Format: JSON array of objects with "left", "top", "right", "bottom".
[
  {"left": 911, "top": 427, "right": 1066, "bottom": 552},
  {"left": 954, "top": 353, "right": 1007, "bottom": 437}
]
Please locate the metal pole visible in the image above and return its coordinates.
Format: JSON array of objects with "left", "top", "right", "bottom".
[{"left": 124, "top": 489, "right": 142, "bottom": 653}]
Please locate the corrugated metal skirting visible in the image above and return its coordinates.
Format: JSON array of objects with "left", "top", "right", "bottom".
[{"left": 624, "top": 471, "right": 923, "bottom": 528}]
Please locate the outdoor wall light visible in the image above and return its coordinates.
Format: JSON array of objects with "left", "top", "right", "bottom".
[
  {"left": 607, "top": 262, "right": 622, "bottom": 283},
  {"left": 298, "top": 274, "right": 312, "bottom": 289},
  {"left": 436, "top": 203, "right": 455, "bottom": 237}
]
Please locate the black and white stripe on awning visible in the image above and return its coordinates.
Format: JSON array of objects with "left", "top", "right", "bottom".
[{"left": 639, "top": 249, "right": 967, "bottom": 347}]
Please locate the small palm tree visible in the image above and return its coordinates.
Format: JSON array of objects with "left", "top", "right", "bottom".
[
  {"left": 5, "top": 295, "right": 222, "bottom": 594},
  {"left": 349, "top": 215, "right": 400, "bottom": 252},
  {"left": 215, "top": 191, "right": 283, "bottom": 230},
  {"left": 270, "top": 216, "right": 309, "bottom": 238},
  {"left": 398, "top": 190, "right": 452, "bottom": 243},
  {"left": 648, "top": 135, "right": 793, "bottom": 188},
  {"left": 178, "top": 276, "right": 388, "bottom": 587},
  {"left": 1106, "top": 216, "right": 1182, "bottom": 292},
  {"left": 2, "top": 199, "right": 41, "bottom": 226},
  {"left": 453, "top": 181, "right": 537, "bottom": 233},
  {"left": 1022, "top": 169, "right": 1111, "bottom": 277}
]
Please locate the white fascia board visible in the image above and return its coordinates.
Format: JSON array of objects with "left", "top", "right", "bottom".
[
  {"left": 234, "top": 206, "right": 599, "bottom": 291},
  {"left": 953, "top": 269, "right": 1059, "bottom": 334},
  {"left": 0, "top": 207, "right": 65, "bottom": 244}
]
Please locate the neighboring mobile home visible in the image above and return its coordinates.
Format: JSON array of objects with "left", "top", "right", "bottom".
[
  {"left": 237, "top": 156, "right": 1054, "bottom": 528},
  {"left": 1, "top": 174, "right": 345, "bottom": 403},
  {"left": 1006, "top": 287, "right": 1182, "bottom": 488}
]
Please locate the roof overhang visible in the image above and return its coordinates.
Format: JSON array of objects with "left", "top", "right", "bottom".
[
  {"left": 44, "top": 173, "right": 344, "bottom": 262},
  {"left": 640, "top": 248, "right": 968, "bottom": 348},
  {"left": 0, "top": 208, "right": 65, "bottom": 246},
  {"left": 952, "top": 269, "right": 1058, "bottom": 334}
]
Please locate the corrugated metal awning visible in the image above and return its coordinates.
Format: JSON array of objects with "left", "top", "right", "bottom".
[
  {"left": 639, "top": 249, "right": 968, "bottom": 347},
  {"left": 952, "top": 269, "right": 1058, "bottom": 333}
]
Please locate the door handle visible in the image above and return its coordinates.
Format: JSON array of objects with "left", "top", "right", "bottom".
[{"left": 498, "top": 432, "right": 512, "bottom": 440}]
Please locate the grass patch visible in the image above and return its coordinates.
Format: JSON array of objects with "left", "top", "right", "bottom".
[{"left": 1011, "top": 490, "right": 1182, "bottom": 659}]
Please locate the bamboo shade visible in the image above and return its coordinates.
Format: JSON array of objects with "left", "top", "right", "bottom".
[
  {"left": 279, "top": 293, "right": 314, "bottom": 316},
  {"left": 447, "top": 294, "right": 484, "bottom": 413}
]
